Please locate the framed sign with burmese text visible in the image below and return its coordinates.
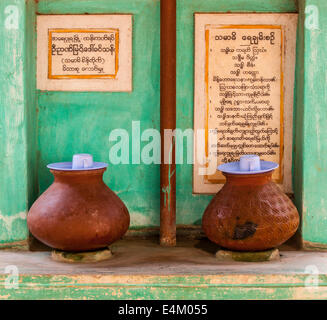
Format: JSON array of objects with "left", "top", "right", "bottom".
[
  {"left": 193, "top": 13, "right": 298, "bottom": 194},
  {"left": 37, "top": 15, "right": 132, "bottom": 92}
]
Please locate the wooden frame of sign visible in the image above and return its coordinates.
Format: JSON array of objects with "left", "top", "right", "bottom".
[{"left": 193, "top": 13, "right": 298, "bottom": 194}]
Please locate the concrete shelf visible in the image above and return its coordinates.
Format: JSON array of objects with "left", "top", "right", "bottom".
[{"left": 0, "top": 239, "right": 326, "bottom": 299}]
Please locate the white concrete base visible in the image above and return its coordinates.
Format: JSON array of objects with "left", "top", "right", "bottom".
[{"left": 215, "top": 248, "right": 280, "bottom": 262}]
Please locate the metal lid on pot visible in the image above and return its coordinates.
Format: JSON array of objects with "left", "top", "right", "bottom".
[
  {"left": 47, "top": 154, "right": 108, "bottom": 171},
  {"left": 218, "top": 155, "right": 278, "bottom": 175}
]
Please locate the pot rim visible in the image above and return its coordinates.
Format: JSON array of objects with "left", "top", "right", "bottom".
[{"left": 47, "top": 162, "right": 108, "bottom": 171}]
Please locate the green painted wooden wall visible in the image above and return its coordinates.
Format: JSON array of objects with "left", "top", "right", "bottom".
[
  {"left": 176, "top": 0, "right": 298, "bottom": 226},
  {"left": 36, "top": 0, "right": 161, "bottom": 229},
  {"left": 299, "top": 0, "right": 327, "bottom": 249},
  {"left": 0, "top": 0, "right": 36, "bottom": 247},
  {"left": 2, "top": 0, "right": 327, "bottom": 249}
]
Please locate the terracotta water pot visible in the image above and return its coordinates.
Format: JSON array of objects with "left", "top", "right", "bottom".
[
  {"left": 202, "top": 171, "right": 299, "bottom": 251},
  {"left": 27, "top": 168, "right": 130, "bottom": 252}
]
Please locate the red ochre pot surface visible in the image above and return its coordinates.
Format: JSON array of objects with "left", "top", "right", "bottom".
[
  {"left": 202, "top": 171, "right": 299, "bottom": 251},
  {"left": 27, "top": 168, "right": 130, "bottom": 252}
]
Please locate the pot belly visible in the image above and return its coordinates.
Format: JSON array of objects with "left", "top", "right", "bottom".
[
  {"left": 202, "top": 182, "right": 299, "bottom": 251},
  {"left": 27, "top": 182, "right": 130, "bottom": 251}
]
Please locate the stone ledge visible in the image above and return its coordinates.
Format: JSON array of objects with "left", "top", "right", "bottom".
[{"left": 0, "top": 239, "right": 326, "bottom": 299}]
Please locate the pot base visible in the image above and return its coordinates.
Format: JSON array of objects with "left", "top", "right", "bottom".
[
  {"left": 51, "top": 247, "right": 112, "bottom": 263},
  {"left": 215, "top": 248, "right": 280, "bottom": 262}
]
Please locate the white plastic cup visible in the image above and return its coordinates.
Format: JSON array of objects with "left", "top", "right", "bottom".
[
  {"left": 72, "top": 154, "right": 94, "bottom": 169},
  {"left": 239, "top": 155, "right": 261, "bottom": 172}
]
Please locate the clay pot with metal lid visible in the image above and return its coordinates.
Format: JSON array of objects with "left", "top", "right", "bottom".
[
  {"left": 202, "top": 155, "right": 299, "bottom": 251},
  {"left": 27, "top": 154, "right": 130, "bottom": 252}
]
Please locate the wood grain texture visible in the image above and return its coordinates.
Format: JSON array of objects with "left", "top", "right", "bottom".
[
  {"left": 299, "top": 0, "right": 327, "bottom": 246},
  {"left": 0, "top": 0, "right": 35, "bottom": 246}
]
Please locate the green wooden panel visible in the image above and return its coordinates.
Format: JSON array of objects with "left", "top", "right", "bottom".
[
  {"left": 301, "top": 0, "right": 327, "bottom": 247},
  {"left": 1, "top": 274, "right": 327, "bottom": 300},
  {"left": 0, "top": 0, "right": 35, "bottom": 246},
  {"left": 36, "top": 0, "right": 160, "bottom": 228},
  {"left": 176, "top": 0, "right": 298, "bottom": 225}
]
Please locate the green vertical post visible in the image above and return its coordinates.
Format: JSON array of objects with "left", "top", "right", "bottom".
[
  {"left": 299, "top": 0, "right": 327, "bottom": 249},
  {"left": 0, "top": 0, "right": 33, "bottom": 248}
]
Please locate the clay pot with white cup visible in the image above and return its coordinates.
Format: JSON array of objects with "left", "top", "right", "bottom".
[
  {"left": 202, "top": 155, "right": 300, "bottom": 251},
  {"left": 27, "top": 154, "right": 130, "bottom": 252}
]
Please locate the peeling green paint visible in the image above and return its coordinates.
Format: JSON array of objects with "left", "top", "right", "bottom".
[
  {"left": 1, "top": 273, "right": 327, "bottom": 300},
  {"left": 0, "top": 211, "right": 26, "bottom": 242},
  {"left": 0, "top": 0, "right": 36, "bottom": 245},
  {"left": 300, "top": 0, "right": 327, "bottom": 247}
]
